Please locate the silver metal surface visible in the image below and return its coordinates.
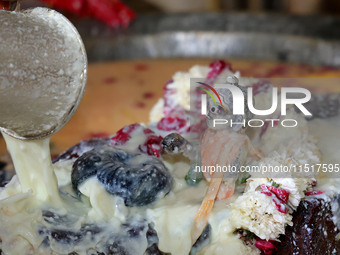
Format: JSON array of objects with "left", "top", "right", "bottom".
[
  {"left": 83, "top": 32, "right": 340, "bottom": 67},
  {"left": 0, "top": 8, "right": 87, "bottom": 140},
  {"left": 74, "top": 13, "right": 340, "bottom": 67}
]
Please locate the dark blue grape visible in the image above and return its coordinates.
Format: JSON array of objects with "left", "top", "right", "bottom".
[
  {"left": 71, "top": 150, "right": 104, "bottom": 195},
  {"left": 72, "top": 146, "right": 173, "bottom": 207}
]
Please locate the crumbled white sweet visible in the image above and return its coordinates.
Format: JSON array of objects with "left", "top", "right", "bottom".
[
  {"left": 149, "top": 98, "right": 164, "bottom": 123},
  {"left": 231, "top": 190, "right": 292, "bottom": 240},
  {"left": 166, "top": 65, "right": 211, "bottom": 111},
  {"left": 246, "top": 177, "right": 313, "bottom": 211},
  {"left": 149, "top": 64, "right": 236, "bottom": 122}
]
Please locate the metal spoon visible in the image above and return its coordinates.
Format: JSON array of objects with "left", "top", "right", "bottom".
[{"left": 0, "top": 7, "right": 87, "bottom": 139}]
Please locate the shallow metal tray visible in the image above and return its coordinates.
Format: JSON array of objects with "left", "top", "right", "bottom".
[{"left": 74, "top": 13, "right": 340, "bottom": 67}]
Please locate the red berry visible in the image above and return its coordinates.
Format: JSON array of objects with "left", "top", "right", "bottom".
[
  {"left": 261, "top": 190, "right": 272, "bottom": 197},
  {"left": 139, "top": 135, "right": 163, "bottom": 157},
  {"left": 110, "top": 124, "right": 141, "bottom": 146},
  {"left": 111, "top": 124, "right": 163, "bottom": 157},
  {"left": 261, "top": 184, "right": 289, "bottom": 214},
  {"left": 143, "top": 128, "right": 154, "bottom": 135},
  {"left": 206, "top": 60, "right": 232, "bottom": 84},
  {"left": 157, "top": 116, "right": 187, "bottom": 131},
  {"left": 305, "top": 190, "right": 324, "bottom": 196},
  {"left": 261, "top": 184, "right": 289, "bottom": 204},
  {"left": 255, "top": 239, "right": 277, "bottom": 255},
  {"left": 272, "top": 199, "right": 289, "bottom": 214}
]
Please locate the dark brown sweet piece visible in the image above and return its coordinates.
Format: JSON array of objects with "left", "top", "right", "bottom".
[{"left": 275, "top": 198, "right": 340, "bottom": 255}]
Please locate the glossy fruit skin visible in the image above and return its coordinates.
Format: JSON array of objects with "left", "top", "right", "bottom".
[
  {"left": 71, "top": 150, "right": 103, "bottom": 195},
  {"left": 72, "top": 146, "right": 173, "bottom": 207}
]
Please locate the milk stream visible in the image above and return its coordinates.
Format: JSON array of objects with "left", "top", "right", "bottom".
[{"left": 1, "top": 132, "right": 62, "bottom": 205}]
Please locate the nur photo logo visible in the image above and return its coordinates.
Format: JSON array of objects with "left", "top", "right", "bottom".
[{"left": 195, "top": 76, "right": 312, "bottom": 128}]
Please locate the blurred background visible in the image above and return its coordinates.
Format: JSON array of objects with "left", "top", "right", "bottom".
[
  {"left": 1, "top": 0, "right": 340, "bottom": 159},
  {"left": 132, "top": 0, "right": 340, "bottom": 15},
  {"left": 8, "top": 0, "right": 340, "bottom": 15},
  {"left": 1, "top": 0, "right": 337, "bottom": 65}
]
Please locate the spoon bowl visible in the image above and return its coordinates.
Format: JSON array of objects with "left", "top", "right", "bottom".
[{"left": 0, "top": 8, "right": 87, "bottom": 139}]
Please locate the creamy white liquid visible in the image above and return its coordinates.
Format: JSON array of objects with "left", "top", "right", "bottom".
[
  {"left": 0, "top": 112, "right": 338, "bottom": 255},
  {"left": 1, "top": 132, "right": 61, "bottom": 205}
]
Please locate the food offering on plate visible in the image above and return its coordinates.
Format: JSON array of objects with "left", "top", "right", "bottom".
[{"left": 1, "top": 6, "right": 340, "bottom": 255}]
